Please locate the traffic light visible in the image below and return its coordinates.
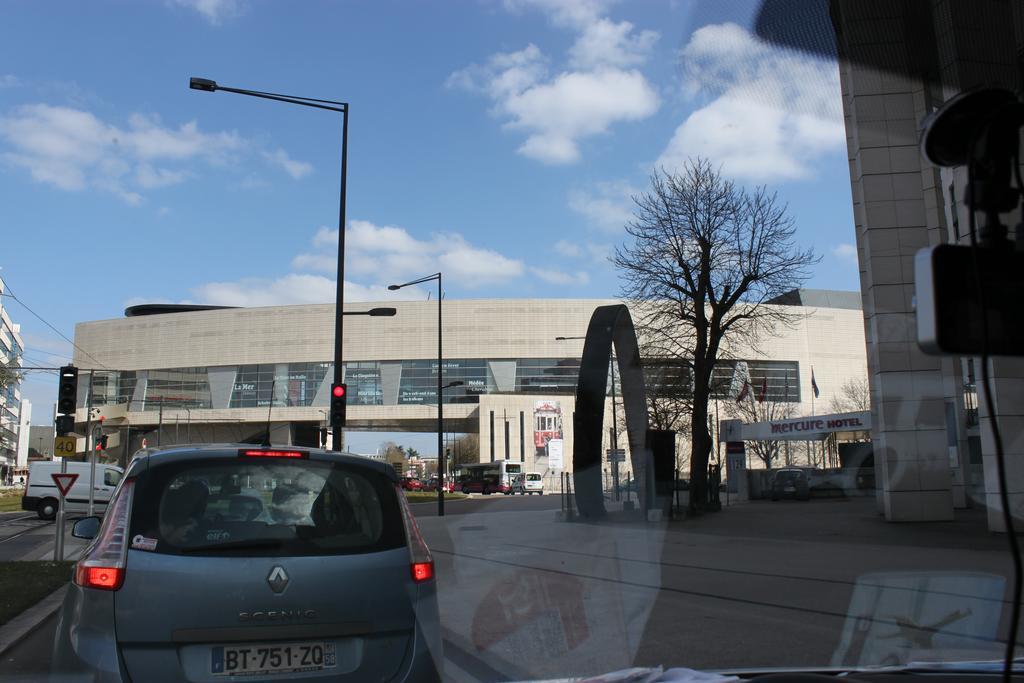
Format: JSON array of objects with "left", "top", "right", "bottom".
[
  {"left": 57, "top": 365, "right": 78, "bottom": 415},
  {"left": 54, "top": 415, "right": 74, "bottom": 436},
  {"left": 330, "top": 383, "right": 347, "bottom": 428}
]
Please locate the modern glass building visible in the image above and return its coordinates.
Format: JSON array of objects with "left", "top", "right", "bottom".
[
  {"left": 70, "top": 295, "right": 867, "bottom": 470},
  {"left": 86, "top": 357, "right": 803, "bottom": 411}
]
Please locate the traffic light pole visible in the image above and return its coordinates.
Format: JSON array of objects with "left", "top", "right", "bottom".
[
  {"left": 85, "top": 373, "right": 97, "bottom": 516},
  {"left": 54, "top": 365, "right": 81, "bottom": 561}
]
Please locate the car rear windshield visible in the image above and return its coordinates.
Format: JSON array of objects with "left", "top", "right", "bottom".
[
  {"left": 775, "top": 471, "right": 804, "bottom": 482},
  {"left": 526, "top": 474, "right": 542, "bottom": 481},
  {"left": 129, "top": 457, "right": 404, "bottom": 557}
]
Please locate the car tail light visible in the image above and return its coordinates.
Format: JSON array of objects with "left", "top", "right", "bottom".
[
  {"left": 411, "top": 562, "right": 434, "bottom": 582},
  {"left": 238, "top": 449, "right": 307, "bottom": 458},
  {"left": 74, "top": 478, "right": 134, "bottom": 592},
  {"left": 395, "top": 484, "right": 434, "bottom": 583}
]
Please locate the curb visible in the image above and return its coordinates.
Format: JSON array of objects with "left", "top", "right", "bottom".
[{"left": 0, "top": 584, "right": 67, "bottom": 656}]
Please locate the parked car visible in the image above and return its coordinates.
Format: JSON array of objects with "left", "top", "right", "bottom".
[
  {"left": 400, "top": 476, "right": 424, "bottom": 491},
  {"left": 23, "top": 460, "right": 124, "bottom": 520},
  {"left": 510, "top": 472, "right": 544, "bottom": 495},
  {"left": 770, "top": 468, "right": 811, "bottom": 501},
  {"left": 52, "top": 444, "right": 442, "bottom": 681},
  {"left": 422, "top": 476, "right": 454, "bottom": 493}
]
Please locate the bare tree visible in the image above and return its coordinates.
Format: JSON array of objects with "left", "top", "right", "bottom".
[
  {"left": 829, "top": 377, "right": 870, "bottom": 413},
  {"left": 726, "top": 396, "right": 797, "bottom": 470},
  {"left": 0, "top": 363, "right": 21, "bottom": 395},
  {"left": 615, "top": 159, "right": 818, "bottom": 511},
  {"left": 829, "top": 376, "right": 871, "bottom": 442},
  {"left": 451, "top": 434, "right": 480, "bottom": 464}
]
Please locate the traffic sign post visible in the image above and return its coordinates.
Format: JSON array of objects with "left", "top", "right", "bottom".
[
  {"left": 606, "top": 448, "right": 626, "bottom": 463},
  {"left": 51, "top": 472, "right": 79, "bottom": 561},
  {"left": 51, "top": 472, "right": 79, "bottom": 498}
]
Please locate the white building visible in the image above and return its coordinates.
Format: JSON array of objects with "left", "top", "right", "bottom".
[
  {"left": 15, "top": 399, "right": 31, "bottom": 470},
  {"left": 0, "top": 276, "right": 25, "bottom": 478},
  {"left": 71, "top": 294, "right": 869, "bottom": 487}
]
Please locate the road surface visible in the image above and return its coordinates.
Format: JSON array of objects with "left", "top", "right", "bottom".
[{"left": 2, "top": 496, "right": 1014, "bottom": 681}]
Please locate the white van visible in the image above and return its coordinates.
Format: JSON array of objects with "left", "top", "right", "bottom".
[
  {"left": 22, "top": 460, "right": 124, "bottom": 520},
  {"left": 510, "top": 472, "right": 544, "bottom": 495}
]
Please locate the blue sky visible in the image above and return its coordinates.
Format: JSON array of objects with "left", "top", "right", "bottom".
[{"left": 1, "top": 0, "right": 857, "bottom": 439}]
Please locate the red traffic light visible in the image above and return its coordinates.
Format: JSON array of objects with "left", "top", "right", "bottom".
[{"left": 332, "top": 385, "right": 346, "bottom": 398}]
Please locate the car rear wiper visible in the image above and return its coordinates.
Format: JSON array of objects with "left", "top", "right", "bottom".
[{"left": 181, "top": 538, "right": 286, "bottom": 553}]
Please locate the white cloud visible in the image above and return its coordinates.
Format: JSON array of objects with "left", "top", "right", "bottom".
[
  {"left": 569, "top": 18, "right": 658, "bottom": 69},
  {"left": 656, "top": 22, "right": 844, "bottom": 182},
  {"left": 448, "top": 3, "right": 659, "bottom": 165},
  {"left": 298, "top": 221, "right": 525, "bottom": 287},
  {"left": 529, "top": 267, "right": 590, "bottom": 286},
  {"left": 504, "top": 0, "right": 610, "bottom": 28},
  {"left": 832, "top": 243, "right": 858, "bottom": 265},
  {"left": 554, "top": 238, "right": 612, "bottom": 265},
  {"left": 0, "top": 104, "right": 310, "bottom": 203},
  {"left": 264, "top": 148, "right": 313, "bottom": 179},
  {"left": 135, "top": 164, "right": 188, "bottom": 189},
  {"left": 554, "top": 239, "right": 582, "bottom": 258},
  {"left": 190, "top": 274, "right": 426, "bottom": 307},
  {"left": 439, "top": 239, "right": 525, "bottom": 283},
  {"left": 170, "top": 0, "right": 241, "bottom": 24},
  {"left": 568, "top": 180, "right": 636, "bottom": 233},
  {"left": 171, "top": 211, "right": 585, "bottom": 309}
]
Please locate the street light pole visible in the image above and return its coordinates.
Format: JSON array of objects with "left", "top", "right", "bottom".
[
  {"left": 389, "top": 273, "right": 444, "bottom": 514},
  {"left": 189, "top": 77, "right": 350, "bottom": 451}
]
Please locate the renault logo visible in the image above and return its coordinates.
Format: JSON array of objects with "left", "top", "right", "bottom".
[{"left": 267, "top": 566, "right": 289, "bottom": 594}]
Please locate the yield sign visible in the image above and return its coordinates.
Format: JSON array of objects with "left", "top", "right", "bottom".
[{"left": 51, "top": 473, "right": 79, "bottom": 498}]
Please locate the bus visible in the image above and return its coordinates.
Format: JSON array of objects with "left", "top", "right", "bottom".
[{"left": 451, "top": 461, "right": 523, "bottom": 494}]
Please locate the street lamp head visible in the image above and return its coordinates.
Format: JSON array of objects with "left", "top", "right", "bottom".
[
  {"left": 555, "top": 336, "right": 567, "bottom": 340},
  {"left": 387, "top": 284, "right": 401, "bottom": 291},
  {"left": 368, "top": 307, "right": 397, "bottom": 317},
  {"left": 189, "top": 77, "right": 218, "bottom": 92}
]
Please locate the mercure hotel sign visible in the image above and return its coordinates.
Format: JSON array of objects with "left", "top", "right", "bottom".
[{"left": 739, "top": 411, "right": 871, "bottom": 441}]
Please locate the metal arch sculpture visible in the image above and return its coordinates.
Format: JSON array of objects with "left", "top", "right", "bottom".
[{"left": 572, "top": 304, "right": 651, "bottom": 517}]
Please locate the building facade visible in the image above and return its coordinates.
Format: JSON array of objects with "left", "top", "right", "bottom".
[
  {"left": 0, "top": 276, "right": 25, "bottom": 478},
  {"left": 832, "top": 0, "right": 1024, "bottom": 528},
  {"left": 71, "top": 295, "right": 869, "bottom": 484}
]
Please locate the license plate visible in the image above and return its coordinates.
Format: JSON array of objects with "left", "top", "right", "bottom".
[
  {"left": 784, "top": 485, "right": 795, "bottom": 492},
  {"left": 211, "top": 641, "right": 336, "bottom": 676}
]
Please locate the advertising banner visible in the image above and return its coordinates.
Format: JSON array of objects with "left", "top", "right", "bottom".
[
  {"left": 533, "top": 400, "right": 563, "bottom": 458},
  {"left": 548, "top": 439, "right": 564, "bottom": 469}
]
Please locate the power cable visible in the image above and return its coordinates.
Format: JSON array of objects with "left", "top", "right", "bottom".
[
  {"left": 967, "top": 138, "right": 1021, "bottom": 683},
  {"left": 0, "top": 289, "right": 109, "bottom": 369}
]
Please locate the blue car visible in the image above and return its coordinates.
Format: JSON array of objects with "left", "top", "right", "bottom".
[{"left": 53, "top": 444, "right": 442, "bottom": 681}]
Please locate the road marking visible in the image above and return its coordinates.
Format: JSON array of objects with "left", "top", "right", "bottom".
[
  {"left": 0, "top": 514, "right": 36, "bottom": 525},
  {"left": 0, "top": 521, "right": 52, "bottom": 545}
]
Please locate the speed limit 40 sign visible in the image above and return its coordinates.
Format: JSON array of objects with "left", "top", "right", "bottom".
[{"left": 54, "top": 435, "right": 77, "bottom": 457}]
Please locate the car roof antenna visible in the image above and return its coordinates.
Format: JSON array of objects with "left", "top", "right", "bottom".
[{"left": 261, "top": 379, "right": 275, "bottom": 447}]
